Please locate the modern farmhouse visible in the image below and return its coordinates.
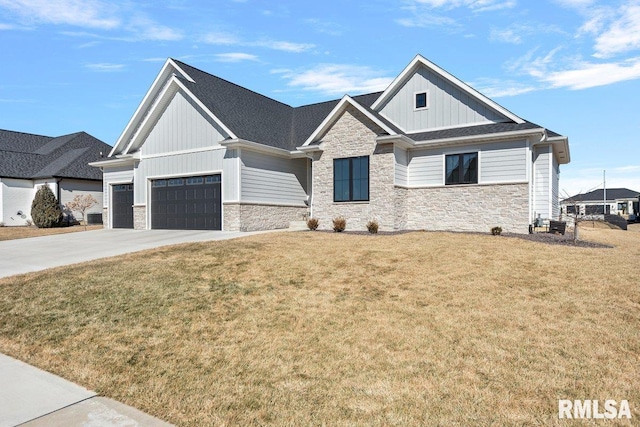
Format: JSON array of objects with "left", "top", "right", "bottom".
[{"left": 91, "top": 55, "right": 570, "bottom": 233}]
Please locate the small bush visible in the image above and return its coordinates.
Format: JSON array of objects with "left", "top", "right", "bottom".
[
  {"left": 491, "top": 226, "right": 503, "bottom": 236},
  {"left": 31, "top": 185, "right": 63, "bottom": 228},
  {"left": 306, "top": 217, "right": 319, "bottom": 231},
  {"left": 332, "top": 217, "right": 346, "bottom": 232},
  {"left": 366, "top": 220, "right": 379, "bottom": 234}
]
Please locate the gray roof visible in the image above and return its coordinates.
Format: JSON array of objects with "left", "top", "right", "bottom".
[
  {"left": 170, "top": 60, "right": 565, "bottom": 151},
  {"left": 0, "top": 130, "right": 111, "bottom": 181},
  {"left": 563, "top": 188, "right": 640, "bottom": 203}
]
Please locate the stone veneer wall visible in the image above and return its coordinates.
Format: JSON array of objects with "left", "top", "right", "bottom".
[
  {"left": 102, "top": 207, "right": 109, "bottom": 229},
  {"left": 405, "top": 182, "right": 530, "bottom": 233},
  {"left": 133, "top": 205, "right": 146, "bottom": 230},
  {"left": 224, "top": 202, "right": 307, "bottom": 232},
  {"left": 312, "top": 106, "right": 397, "bottom": 231}
]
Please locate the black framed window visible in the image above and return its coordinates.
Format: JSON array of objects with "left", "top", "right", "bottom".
[
  {"left": 445, "top": 152, "right": 478, "bottom": 185},
  {"left": 334, "top": 156, "right": 369, "bottom": 202},
  {"left": 415, "top": 92, "right": 427, "bottom": 109}
]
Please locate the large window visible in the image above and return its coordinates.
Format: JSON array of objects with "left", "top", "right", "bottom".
[
  {"left": 334, "top": 156, "right": 369, "bottom": 202},
  {"left": 445, "top": 152, "right": 478, "bottom": 185}
]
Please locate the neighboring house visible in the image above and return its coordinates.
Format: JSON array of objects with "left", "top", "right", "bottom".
[
  {"left": 0, "top": 129, "right": 111, "bottom": 226},
  {"left": 561, "top": 188, "right": 640, "bottom": 220},
  {"left": 91, "top": 55, "right": 570, "bottom": 233}
]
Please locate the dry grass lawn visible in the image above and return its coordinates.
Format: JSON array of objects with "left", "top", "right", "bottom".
[
  {"left": 1, "top": 226, "right": 639, "bottom": 426},
  {"left": 0, "top": 224, "right": 102, "bottom": 241}
]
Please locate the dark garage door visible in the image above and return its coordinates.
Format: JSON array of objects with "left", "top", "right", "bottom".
[
  {"left": 112, "top": 184, "right": 134, "bottom": 229},
  {"left": 151, "top": 175, "right": 221, "bottom": 230}
]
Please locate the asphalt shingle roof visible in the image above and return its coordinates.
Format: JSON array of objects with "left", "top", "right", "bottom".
[
  {"left": 0, "top": 130, "right": 111, "bottom": 181},
  {"left": 168, "top": 60, "right": 566, "bottom": 151},
  {"left": 563, "top": 188, "right": 640, "bottom": 202}
]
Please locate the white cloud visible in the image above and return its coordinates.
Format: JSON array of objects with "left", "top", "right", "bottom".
[
  {"left": 85, "top": 63, "right": 125, "bottom": 72},
  {"left": 200, "top": 32, "right": 314, "bottom": 53},
  {"left": 214, "top": 52, "right": 258, "bottom": 63},
  {"left": 560, "top": 165, "right": 640, "bottom": 198},
  {"left": 471, "top": 78, "right": 537, "bottom": 97},
  {"left": 277, "top": 64, "right": 393, "bottom": 96},
  {"left": 593, "top": 4, "right": 640, "bottom": 58},
  {"left": 490, "top": 27, "right": 523, "bottom": 44},
  {"left": 542, "top": 57, "right": 640, "bottom": 89},
  {"left": 127, "top": 16, "right": 182, "bottom": 41},
  {"left": 409, "top": 0, "right": 516, "bottom": 12},
  {"left": 397, "top": 0, "right": 514, "bottom": 28},
  {"left": 0, "top": 0, "right": 120, "bottom": 29}
]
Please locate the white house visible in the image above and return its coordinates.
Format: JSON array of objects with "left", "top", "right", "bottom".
[
  {"left": 561, "top": 188, "right": 640, "bottom": 220},
  {"left": 0, "top": 130, "right": 110, "bottom": 226},
  {"left": 91, "top": 55, "right": 570, "bottom": 233}
]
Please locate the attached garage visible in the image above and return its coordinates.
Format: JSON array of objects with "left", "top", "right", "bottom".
[
  {"left": 151, "top": 174, "right": 221, "bottom": 230},
  {"left": 112, "top": 184, "right": 134, "bottom": 228}
]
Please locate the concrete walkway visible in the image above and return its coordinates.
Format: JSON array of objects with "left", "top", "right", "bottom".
[
  {"left": 0, "top": 228, "right": 273, "bottom": 426},
  {"left": 0, "top": 228, "right": 263, "bottom": 279}
]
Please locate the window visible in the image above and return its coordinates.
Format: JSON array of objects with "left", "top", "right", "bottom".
[
  {"left": 445, "top": 152, "right": 478, "bottom": 185},
  {"left": 334, "top": 156, "right": 369, "bottom": 202},
  {"left": 415, "top": 91, "right": 428, "bottom": 110},
  {"left": 168, "top": 178, "right": 184, "bottom": 187},
  {"left": 186, "top": 177, "right": 204, "bottom": 185}
]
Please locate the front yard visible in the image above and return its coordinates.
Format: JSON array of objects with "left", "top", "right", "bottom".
[
  {"left": 0, "top": 224, "right": 102, "bottom": 241},
  {"left": 0, "top": 226, "right": 638, "bottom": 425}
]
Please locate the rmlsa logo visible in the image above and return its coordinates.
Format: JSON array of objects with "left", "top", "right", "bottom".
[{"left": 559, "top": 399, "right": 632, "bottom": 419}]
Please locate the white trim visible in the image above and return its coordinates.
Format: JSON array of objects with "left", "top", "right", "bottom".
[
  {"left": 301, "top": 95, "right": 397, "bottom": 147},
  {"left": 394, "top": 181, "right": 528, "bottom": 190},
  {"left": 140, "top": 145, "right": 225, "bottom": 160},
  {"left": 223, "top": 201, "right": 307, "bottom": 208},
  {"left": 410, "top": 128, "right": 545, "bottom": 148},
  {"left": 371, "top": 54, "right": 525, "bottom": 124},
  {"left": 145, "top": 169, "right": 223, "bottom": 181},
  {"left": 222, "top": 139, "right": 303, "bottom": 158},
  {"left": 89, "top": 156, "right": 136, "bottom": 168},
  {"left": 413, "top": 90, "right": 430, "bottom": 111},
  {"left": 398, "top": 119, "right": 511, "bottom": 136}
]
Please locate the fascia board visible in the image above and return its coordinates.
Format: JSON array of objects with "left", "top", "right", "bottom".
[
  {"left": 302, "top": 95, "right": 396, "bottom": 147},
  {"left": 110, "top": 59, "right": 178, "bottom": 157},
  {"left": 122, "top": 76, "right": 238, "bottom": 155},
  {"left": 221, "top": 139, "right": 299, "bottom": 158},
  {"left": 410, "top": 128, "right": 545, "bottom": 149},
  {"left": 88, "top": 157, "right": 136, "bottom": 168},
  {"left": 370, "top": 54, "right": 525, "bottom": 125},
  {"left": 376, "top": 134, "right": 415, "bottom": 149}
]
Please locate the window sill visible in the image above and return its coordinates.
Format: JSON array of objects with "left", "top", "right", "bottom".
[{"left": 332, "top": 201, "right": 370, "bottom": 205}]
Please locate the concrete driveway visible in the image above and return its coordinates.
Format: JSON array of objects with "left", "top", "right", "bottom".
[{"left": 0, "top": 228, "right": 263, "bottom": 279}]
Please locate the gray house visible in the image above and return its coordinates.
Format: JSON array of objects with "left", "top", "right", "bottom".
[
  {"left": 0, "top": 129, "right": 111, "bottom": 226},
  {"left": 561, "top": 188, "right": 640, "bottom": 219},
  {"left": 91, "top": 55, "right": 570, "bottom": 233}
]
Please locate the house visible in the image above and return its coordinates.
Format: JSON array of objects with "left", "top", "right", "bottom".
[
  {"left": 90, "top": 55, "right": 570, "bottom": 233},
  {"left": 0, "top": 130, "right": 111, "bottom": 226},
  {"left": 561, "top": 188, "right": 640, "bottom": 220}
]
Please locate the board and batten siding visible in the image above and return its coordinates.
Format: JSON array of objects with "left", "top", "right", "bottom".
[
  {"left": 141, "top": 89, "right": 228, "bottom": 156},
  {"left": 102, "top": 166, "right": 134, "bottom": 207},
  {"left": 135, "top": 148, "right": 238, "bottom": 204},
  {"left": 240, "top": 150, "right": 308, "bottom": 206},
  {"left": 533, "top": 145, "right": 551, "bottom": 219},
  {"left": 394, "top": 147, "right": 408, "bottom": 186},
  {"left": 59, "top": 179, "right": 103, "bottom": 215},
  {"left": 407, "top": 140, "right": 527, "bottom": 187},
  {"left": 379, "top": 66, "right": 507, "bottom": 132}
]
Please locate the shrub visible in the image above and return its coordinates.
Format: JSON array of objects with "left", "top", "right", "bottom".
[
  {"left": 366, "top": 220, "right": 379, "bottom": 234},
  {"left": 491, "top": 226, "right": 502, "bottom": 236},
  {"left": 332, "top": 217, "right": 346, "bottom": 232},
  {"left": 306, "top": 217, "right": 319, "bottom": 231},
  {"left": 31, "top": 185, "right": 63, "bottom": 228}
]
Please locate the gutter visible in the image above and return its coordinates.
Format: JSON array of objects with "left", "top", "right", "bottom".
[{"left": 221, "top": 138, "right": 306, "bottom": 158}]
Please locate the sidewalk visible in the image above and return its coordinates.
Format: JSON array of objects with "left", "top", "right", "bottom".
[{"left": 0, "top": 353, "right": 173, "bottom": 427}]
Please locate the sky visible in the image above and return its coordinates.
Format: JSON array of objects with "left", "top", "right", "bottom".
[{"left": 1, "top": 0, "right": 639, "bottom": 197}]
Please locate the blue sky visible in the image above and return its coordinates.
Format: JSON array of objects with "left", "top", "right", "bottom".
[{"left": 1, "top": 0, "right": 639, "bottom": 197}]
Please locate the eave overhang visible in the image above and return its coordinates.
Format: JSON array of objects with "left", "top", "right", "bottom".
[{"left": 221, "top": 139, "right": 306, "bottom": 158}]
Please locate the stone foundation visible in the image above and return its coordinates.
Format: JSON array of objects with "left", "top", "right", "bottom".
[
  {"left": 405, "top": 183, "right": 530, "bottom": 233},
  {"left": 102, "top": 207, "right": 109, "bottom": 229},
  {"left": 133, "top": 205, "right": 146, "bottom": 230},
  {"left": 224, "top": 202, "right": 308, "bottom": 231}
]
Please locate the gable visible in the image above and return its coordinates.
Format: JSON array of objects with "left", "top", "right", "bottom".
[
  {"left": 377, "top": 64, "right": 510, "bottom": 133},
  {"left": 142, "top": 89, "right": 229, "bottom": 156}
]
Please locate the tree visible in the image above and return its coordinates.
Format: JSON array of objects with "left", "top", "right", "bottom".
[
  {"left": 31, "top": 185, "right": 63, "bottom": 228},
  {"left": 64, "top": 194, "right": 98, "bottom": 229}
]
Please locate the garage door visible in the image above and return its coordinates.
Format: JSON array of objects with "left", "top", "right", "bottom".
[
  {"left": 151, "top": 175, "right": 221, "bottom": 230},
  {"left": 112, "top": 184, "right": 134, "bottom": 229}
]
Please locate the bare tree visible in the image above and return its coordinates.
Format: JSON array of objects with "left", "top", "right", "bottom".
[{"left": 64, "top": 194, "right": 98, "bottom": 229}]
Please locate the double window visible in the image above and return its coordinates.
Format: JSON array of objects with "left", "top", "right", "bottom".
[
  {"left": 445, "top": 152, "right": 478, "bottom": 185},
  {"left": 334, "top": 156, "right": 369, "bottom": 202}
]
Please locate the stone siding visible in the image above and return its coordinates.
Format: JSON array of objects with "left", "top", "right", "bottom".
[
  {"left": 133, "top": 205, "right": 146, "bottom": 230},
  {"left": 102, "top": 207, "right": 109, "bottom": 229},
  {"left": 405, "top": 183, "right": 530, "bottom": 233},
  {"left": 225, "top": 202, "right": 308, "bottom": 232},
  {"left": 312, "top": 106, "right": 397, "bottom": 231}
]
